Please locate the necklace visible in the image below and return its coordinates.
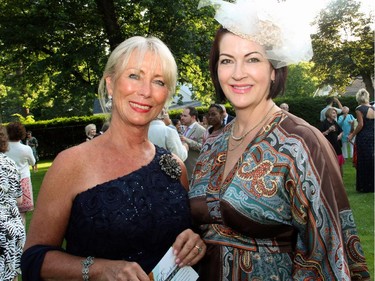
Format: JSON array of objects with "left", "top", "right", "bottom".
[
  {"left": 230, "top": 103, "right": 275, "bottom": 141},
  {"left": 228, "top": 137, "right": 246, "bottom": 151}
]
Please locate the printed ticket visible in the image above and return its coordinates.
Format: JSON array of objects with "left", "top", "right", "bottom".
[{"left": 149, "top": 247, "right": 199, "bottom": 281}]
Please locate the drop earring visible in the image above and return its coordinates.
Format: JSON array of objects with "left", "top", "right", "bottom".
[{"left": 105, "top": 96, "right": 112, "bottom": 110}]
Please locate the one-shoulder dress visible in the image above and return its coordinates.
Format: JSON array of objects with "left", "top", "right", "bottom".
[{"left": 21, "top": 146, "right": 192, "bottom": 279}]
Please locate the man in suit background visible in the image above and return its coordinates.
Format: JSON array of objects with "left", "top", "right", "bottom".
[
  {"left": 180, "top": 106, "right": 206, "bottom": 180},
  {"left": 148, "top": 109, "right": 188, "bottom": 161},
  {"left": 220, "top": 104, "right": 235, "bottom": 125}
]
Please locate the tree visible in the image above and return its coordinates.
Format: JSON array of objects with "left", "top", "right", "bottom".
[
  {"left": 284, "top": 63, "right": 319, "bottom": 97},
  {"left": 0, "top": 0, "right": 216, "bottom": 121},
  {"left": 311, "top": 0, "right": 374, "bottom": 98}
]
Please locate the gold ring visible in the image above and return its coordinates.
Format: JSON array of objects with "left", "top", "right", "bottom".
[{"left": 195, "top": 245, "right": 202, "bottom": 254}]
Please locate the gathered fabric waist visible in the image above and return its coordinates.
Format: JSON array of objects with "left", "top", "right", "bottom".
[{"left": 201, "top": 223, "right": 295, "bottom": 254}]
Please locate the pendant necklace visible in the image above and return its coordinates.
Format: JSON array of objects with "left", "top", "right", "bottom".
[{"left": 230, "top": 103, "right": 275, "bottom": 141}]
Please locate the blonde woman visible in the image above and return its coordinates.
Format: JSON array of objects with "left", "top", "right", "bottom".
[
  {"left": 22, "top": 36, "right": 205, "bottom": 281},
  {"left": 348, "top": 88, "right": 374, "bottom": 192}
]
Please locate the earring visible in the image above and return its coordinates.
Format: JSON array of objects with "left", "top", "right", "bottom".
[{"left": 105, "top": 96, "right": 112, "bottom": 110}]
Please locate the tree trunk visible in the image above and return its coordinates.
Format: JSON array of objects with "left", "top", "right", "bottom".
[
  {"left": 362, "top": 72, "right": 374, "bottom": 100},
  {"left": 95, "top": 0, "right": 123, "bottom": 50}
]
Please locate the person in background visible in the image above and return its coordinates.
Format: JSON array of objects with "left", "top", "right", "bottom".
[
  {"left": 21, "top": 36, "right": 205, "bottom": 281},
  {"left": 320, "top": 96, "right": 343, "bottom": 122},
  {"left": 25, "top": 131, "right": 39, "bottom": 172},
  {"left": 100, "top": 121, "right": 110, "bottom": 134},
  {"left": 189, "top": 0, "right": 369, "bottom": 280},
  {"left": 199, "top": 114, "right": 209, "bottom": 129},
  {"left": 179, "top": 106, "right": 206, "bottom": 180},
  {"left": 84, "top": 123, "right": 97, "bottom": 141},
  {"left": 148, "top": 109, "right": 188, "bottom": 161},
  {"left": 172, "top": 118, "right": 184, "bottom": 134},
  {"left": 5, "top": 122, "right": 35, "bottom": 227},
  {"left": 202, "top": 104, "right": 225, "bottom": 146},
  {"left": 321, "top": 108, "right": 344, "bottom": 176},
  {"left": 279, "top": 102, "right": 289, "bottom": 111},
  {"left": 337, "top": 106, "right": 355, "bottom": 159},
  {"left": 220, "top": 104, "right": 234, "bottom": 125},
  {"left": 348, "top": 88, "right": 374, "bottom": 193},
  {"left": 161, "top": 108, "right": 177, "bottom": 130},
  {"left": 0, "top": 125, "right": 26, "bottom": 281},
  {"left": 94, "top": 121, "right": 110, "bottom": 138}
]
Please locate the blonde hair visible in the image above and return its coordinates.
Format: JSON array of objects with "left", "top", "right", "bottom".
[
  {"left": 356, "top": 88, "right": 370, "bottom": 104},
  {"left": 85, "top": 124, "right": 96, "bottom": 137},
  {"left": 325, "top": 107, "right": 337, "bottom": 118},
  {"left": 98, "top": 36, "right": 178, "bottom": 113}
]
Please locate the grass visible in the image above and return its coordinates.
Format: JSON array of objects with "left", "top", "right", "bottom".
[{"left": 27, "top": 159, "right": 374, "bottom": 277}]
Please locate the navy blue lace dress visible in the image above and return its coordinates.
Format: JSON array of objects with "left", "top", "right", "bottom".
[
  {"left": 21, "top": 146, "right": 192, "bottom": 281},
  {"left": 21, "top": 146, "right": 191, "bottom": 279},
  {"left": 64, "top": 146, "right": 192, "bottom": 273}
]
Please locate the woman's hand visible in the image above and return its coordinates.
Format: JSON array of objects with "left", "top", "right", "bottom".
[
  {"left": 172, "top": 229, "right": 206, "bottom": 267},
  {"left": 348, "top": 133, "right": 354, "bottom": 143},
  {"left": 98, "top": 260, "right": 150, "bottom": 281}
]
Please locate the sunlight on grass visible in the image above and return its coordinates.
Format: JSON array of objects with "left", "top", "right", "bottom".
[
  {"left": 342, "top": 160, "right": 374, "bottom": 277},
  {"left": 35, "top": 161, "right": 53, "bottom": 170}
]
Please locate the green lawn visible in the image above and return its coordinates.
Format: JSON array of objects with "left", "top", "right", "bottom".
[{"left": 27, "top": 159, "right": 374, "bottom": 277}]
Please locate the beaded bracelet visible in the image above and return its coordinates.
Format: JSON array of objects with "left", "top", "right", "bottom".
[{"left": 81, "top": 256, "right": 94, "bottom": 281}]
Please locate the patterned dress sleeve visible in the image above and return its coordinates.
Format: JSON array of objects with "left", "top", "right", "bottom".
[{"left": 289, "top": 124, "right": 369, "bottom": 280}]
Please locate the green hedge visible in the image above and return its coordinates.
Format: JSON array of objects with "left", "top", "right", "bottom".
[
  {"left": 168, "top": 96, "right": 358, "bottom": 129},
  {"left": 19, "top": 96, "right": 358, "bottom": 159},
  {"left": 22, "top": 114, "right": 109, "bottom": 159}
]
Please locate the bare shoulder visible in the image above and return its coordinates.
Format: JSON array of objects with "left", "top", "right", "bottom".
[
  {"left": 47, "top": 143, "right": 86, "bottom": 177},
  {"left": 24, "top": 143, "right": 92, "bottom": 248},
  {"left": 42, "top": 142, "right": 94, "bottom": 198}
]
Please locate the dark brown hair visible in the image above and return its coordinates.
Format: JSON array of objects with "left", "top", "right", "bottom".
[
  {"left": 209, "top": 104, "right": 224, "bottom": 114},
  {"left": 0, "top": 125, "right": 9, "bottom": 153},
  {"left": 185, "top": 106, "right": 199, "bottom": 118},
  {"left": 6, "top": 122, "right": 26, "bottom": 141},
  {"left": 209, "top": 27, "right": 288, "bottom": 102}
]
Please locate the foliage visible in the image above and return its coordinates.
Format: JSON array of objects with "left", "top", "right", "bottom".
[
  {"left": 23, "top": 114, "right": 108, "bottom": 128},
  {"left": 11, "top": 113, "right": 35, "bottom": 123},
  {"left": 1, "top": 0, "right": 373, "bottom": 122},
  {"left": 284, "top": 63, "right": 319, "bottom": 97},
  {"left": 0, "top": 0, "right": 216, "bottom": 121},
  {"left": 311, "top": 0, "right": 374, "bottom": 98}
]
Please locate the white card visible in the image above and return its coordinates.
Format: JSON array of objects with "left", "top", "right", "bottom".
[{"left": 150, "top": 247, "right": 199, "bottom": 281}]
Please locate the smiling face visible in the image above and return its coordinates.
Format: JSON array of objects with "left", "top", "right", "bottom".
[
  {"left": 217, "top": 33, "right": 275, "bottom": 110},
  {"left": 105, "top": 50, "right": 169, "bottom": 127},
  {"left": 326, "top": 108, "right": 337, "bottom": 120}
]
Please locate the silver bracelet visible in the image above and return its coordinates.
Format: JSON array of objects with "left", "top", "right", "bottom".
[{"left": 81, "top": 256, "right": 94, "bottom": 281}]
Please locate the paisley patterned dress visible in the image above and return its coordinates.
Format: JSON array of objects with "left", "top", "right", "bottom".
[
  {"left": 0, "top": 153, "right": 26, "bottom": 281},
  {"left": 189, "top": 111, "right": 369, "bottom": 281}
]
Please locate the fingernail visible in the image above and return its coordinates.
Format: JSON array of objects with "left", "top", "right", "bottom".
[{"left": 175, "top": 258, "right": 180, "bottom": 264}]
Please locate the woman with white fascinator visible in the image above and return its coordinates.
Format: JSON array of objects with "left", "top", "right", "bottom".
[{"left": 189, "top": 0, "right": 370, "bottom": 280}]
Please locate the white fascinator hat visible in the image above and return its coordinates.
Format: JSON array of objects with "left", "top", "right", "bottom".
[{"left": 199, "top": 0, "right": 314, "bottom": 69}]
